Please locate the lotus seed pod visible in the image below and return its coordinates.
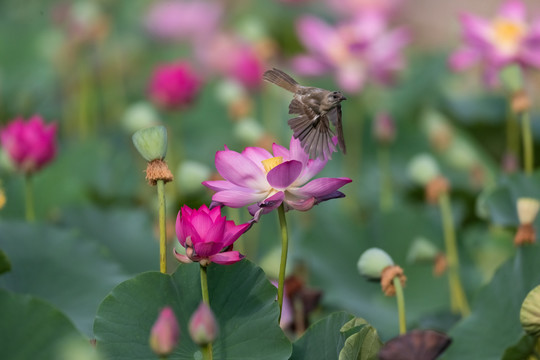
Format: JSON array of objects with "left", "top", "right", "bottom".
[
  {"left": 132, "top": 125, "right": 168, "bottom": 162},
  {"left": 357, "top": 248, "right": 394, "bottom": 280},
  {"left": 517, "top": 198, "right": 540, "bottom": 225},
  {"left": 407, "top": 237, "right": 439, "bottom": 264},
  {"left": 500, "top": 64, "right": 523, "bottom": 94},
  {"left": 408, "top": 153, "right": 440, "bottom": 186},
  {"left": 520, "top": 285, "right": 540, "bottom": 337}
]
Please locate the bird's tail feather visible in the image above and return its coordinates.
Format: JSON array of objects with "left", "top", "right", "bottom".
[{"left": 263, "top": 68, "right": 299, "bottom": 93}]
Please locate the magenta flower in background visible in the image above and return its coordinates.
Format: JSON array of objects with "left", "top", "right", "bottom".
[
  {"left": 203, "top": 136, "right": 352, "bottom": 221},
  {"left": 449, "top": 0, "right": 540, "bottom": 86},
  {"left": 0, "top": 115, "right": 57, "bottom": 174},
  {"left": 174, "top": 204, "right": 250, "bottom": 266},
  {"left": 149, "top": 307, "right": 180, "bottom": 356},
  {"left": 292, "top": 14, "right": 409, "bottom": 92},
  {"left": 195, "top": 34, "right": 265, "bottom": 90},
  {"left": 144, "top": 0, "right": 222, "bottom": 43},
  {"left": 148, "top": 61, "right": 202, "bottom": 110}
]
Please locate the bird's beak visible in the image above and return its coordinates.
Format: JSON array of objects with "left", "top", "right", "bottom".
[{"left": 340, "top": 95, "right": 347, "bottom": 101}]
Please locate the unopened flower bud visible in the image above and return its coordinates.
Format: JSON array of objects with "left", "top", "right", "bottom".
[
  {"left": 132, "top": 125, "right": 168, "bottom": 162},
  {"left": 520, "top": 285, "right": 540, "bottom": 337},
  {"left": 408, "top": 154, "right": 440, "bottom": 186},
  {"left": 407, "top": 237, "right": 439, "bottom": 264},
  {"left": 357, "top": 248, "right": 394, "bottom": 280},
  {"left": 149, "top": 307, "right": 180, "bottom": 356},
  {"left": 373, "top": 113, "right": 396, "bottom": 144},
  {"left": 189, "top": 302, "right": 218, "bottom": 346}
]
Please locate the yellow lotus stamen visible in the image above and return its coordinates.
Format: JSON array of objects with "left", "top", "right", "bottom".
[
  {"left": 492, "top": 18, "right": 526, "bottom": 53},
  {"left": 261, "top": 156, "right": 283, "bottom": 173}
]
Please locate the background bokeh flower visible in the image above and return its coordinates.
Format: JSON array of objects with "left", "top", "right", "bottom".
[
  {"left": 148, "top": 61, "right": 202, "bottom": 110},
  {"left": 0, "top": 115, "right": 57, "bottom": 174}
]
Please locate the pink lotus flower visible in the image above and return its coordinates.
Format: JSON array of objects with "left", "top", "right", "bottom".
[
  {"left": 174, "top": 204, "right": 250, "bottom": 266},
  {"left": 195, "top": 34, "right": 265, "bottom": 89},
  {"left": 449, "top": 0, "right": 540, "bottom": 86},
  {"left": 144, "top": 0, "right": 222, "bottom": 43},
  {"left": 292, "top": 14, "right": 409, "bottom": 92},
  {"left": 149, "top": 306, "right": 180, "bottom": 356},
  {"left": 202, "top": 136, "right": 352, "bottom": 221},
  {"left": 0, "top": 115, "right": 57, "bottom": 174},
  {"left": 325, "top": 0, "right": 403, "bottom": 19},
  {"left": 148, "top": 61, "right": 202, "bottom": 109}
]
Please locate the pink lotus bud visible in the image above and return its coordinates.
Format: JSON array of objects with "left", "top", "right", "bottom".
[
  {"left": 373, "top": 113, "right": 396, "bottom": 144},
  {"left": 149, "top": 307, "right": 180, "bottom": 356},
  {"left": 189, "top": 302, "right": 218, "bottom": 345},
  {"left": 0, "top": 115, "right": 57, "bottom": 174},
  {"left": 148, "top": 61, "right": 202, "bottom": 110}
]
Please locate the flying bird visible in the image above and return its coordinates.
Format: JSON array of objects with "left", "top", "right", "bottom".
[{"left": 263, "top": 68, "right": 347, "bottom": 160}]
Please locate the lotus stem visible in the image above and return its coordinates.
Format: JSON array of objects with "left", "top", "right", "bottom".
[{"left": 277, "top": 203, "right": 289, "bottom": 323}]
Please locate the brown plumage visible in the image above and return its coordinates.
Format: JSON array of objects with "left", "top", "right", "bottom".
[{"left": 263, "top": 68, "right": 347, "bottom": 160}]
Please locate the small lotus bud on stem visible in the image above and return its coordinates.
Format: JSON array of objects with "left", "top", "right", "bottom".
[
  {"left": 189, "top": 302, "right": 219, "bottom": 346},
  {"left": 425, "top": 176, "right": 450, "bottom": 204},
  {"left": 380, "top": 265, "right": 407, "bottom": 296},
  {"left": 514, "top": 198, "right": 540, "bottom": 246},
  {"left": 373, "top": 113, "right": 396, "bottom": 145},
  {"left": 149, "top": 307, "right": 180, "bottom": 357}
]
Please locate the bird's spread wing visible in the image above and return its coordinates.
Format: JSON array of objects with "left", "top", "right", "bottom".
[
  {"left": 288, "top": 99, "right": 336, "bottom": 159},
  {"left": 328, "top": 106, "right": 346, "bottom": 154}
]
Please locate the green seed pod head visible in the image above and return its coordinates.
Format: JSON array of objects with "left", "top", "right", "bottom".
[
  {"left": 408, "top": 153, "right": 440, "bottom": 186},
  {"left": 132, "top": 125, "right": 168, "bottom": 162},
  {"left": 520, "top": 285, "right": 540, "bottom": 337},
  {"left": 407, "top": 237, "right": 439, "bottom": 264},
  {"left": 357, "top": 248, "right": 394, "bottom": 280},
  {"left": 500, "top": 64, "right": 523, "bottom": 94}
]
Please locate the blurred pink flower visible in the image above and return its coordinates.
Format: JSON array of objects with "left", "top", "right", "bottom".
[
  {"left": 189, "top": 302, "right": 219, "bottom": 345},
  {"left": 373, "top": 112, "right": 396, "bottom": 144},
  {"left": 149, "top": 307, "right": 180, "bottom": 356},
  {"left": 292, "top": 14, "right": 409, "bottom": 92},
  {"left": 144, "top": 0, "right": 222, "bottom": 43},
  {"left": 174, "top": 204, "right": 250, "bottom": 266},
  {"left": 326, "top": 0, "right": 403, "bottom": 18},
  {"left": 196, "top": 34, "right": 265, "bottom": 89},
  {"left": 449, "top": 0, "right": 540, "bottom": 86},
  {"left": 148, "top": 61, "right": 202, "bottom": 109},
  {"left": 0, "top": 115, "right": 57, "bottom": 174},
  {"left": 203, "top": 136, "right": 352, "bottom": 221}
]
